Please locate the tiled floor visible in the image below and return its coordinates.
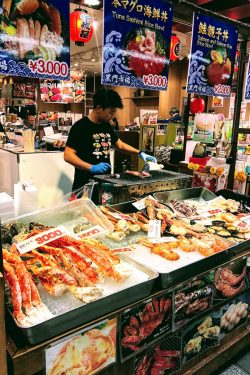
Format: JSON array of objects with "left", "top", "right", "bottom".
[{"left": 216, "top": 350, "right": 250, "bottom": 375}]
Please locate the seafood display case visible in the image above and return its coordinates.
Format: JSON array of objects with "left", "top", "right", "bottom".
[
  {"left": 94, "top": 170, "right": 192, "bottom": 203},
  {"left": 1, "top": 199, "right": 159, "bottom": 344}
]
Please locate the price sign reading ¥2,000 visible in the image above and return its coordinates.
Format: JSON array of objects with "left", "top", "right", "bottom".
[
  {"left": 28, "top": 59, "right": 69, "bottom": 78},
  {"left": 16, "top": 226, "right": 68, "bottom": 254}
]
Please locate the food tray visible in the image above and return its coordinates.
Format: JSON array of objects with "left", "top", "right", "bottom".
[
  {"left": 8, "top": 255, "right": 158, "bottom": 344},
  {"left": 124, "top": 244, "right": 232, "bottom": 289},
  {"left": 2, "top": 198, "right": 114, "bottom": 235},
  {"left": 153, "top": 187, "right": 216, "bottom": 203}
]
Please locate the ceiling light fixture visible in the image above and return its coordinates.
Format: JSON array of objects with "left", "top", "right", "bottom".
[
  {"left": 83, "top": 0, "right": 100, "bottom": 6},
  {"left": 74, "top": 63, "right": 78, "bottom": 66}
]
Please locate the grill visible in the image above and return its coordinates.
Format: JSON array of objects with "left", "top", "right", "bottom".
[{"left": 94, "top": 170, "right": 192, "bottom": 203}]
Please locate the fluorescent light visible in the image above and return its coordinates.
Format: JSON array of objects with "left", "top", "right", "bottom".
[{"left": 84, "top": 0, "right": 100, "bottom": 6}]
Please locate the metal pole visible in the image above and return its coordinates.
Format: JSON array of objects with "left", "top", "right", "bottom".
[
  {"left": 227, "top": 40, "right": 247, "bottom": 189},
  {"left": 182, "top": 93, "right": 191, "bottom": 161}
]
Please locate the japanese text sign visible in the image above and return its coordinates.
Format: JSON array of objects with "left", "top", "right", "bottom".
[
  {"left": 0, "top": 0, "right": 70, "bottom": 80},
  {"left": 187, "top": 13, "right": 238, "bottom": 97},
  {"left": 102, "top": 0, "right": 173, "bottom": 91},
  {"left": 245, "top": 56, "right": 250, "bottom": 100}
]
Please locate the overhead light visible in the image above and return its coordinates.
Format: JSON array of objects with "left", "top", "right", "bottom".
[
  {"left": 74, "top": 63, "right": 78, "bottom": 66},
  {"left": 83, "top": 0, "right": 100, "bottom": 6},
  {"left": 91, "top": 51, "right": 96, "bottom": 62},
  {"left": 91, "top": 57, "right": 96, "bottom": 62}
]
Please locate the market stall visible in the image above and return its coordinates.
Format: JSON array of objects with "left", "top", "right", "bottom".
[{"left": 1, "top": 188, "right": 250, "bottom": 374}]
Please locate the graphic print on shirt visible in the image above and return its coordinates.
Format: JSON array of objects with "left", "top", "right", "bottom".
[{"left": 92, "top": 133, "right": 112, "bottom": 159}]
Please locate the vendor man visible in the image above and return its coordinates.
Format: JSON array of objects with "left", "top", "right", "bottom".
[{"left": 64, "top": 88, "right": 156, "bottom": 194}]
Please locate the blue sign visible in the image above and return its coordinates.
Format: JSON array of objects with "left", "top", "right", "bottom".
[
  {"left": 245, "top": 57, "right": 250, "bottom": 100},
  {"left": 102, "top": 0, "right": 173, "bottom": 91},
  {"left": 0, "top": 0, "right": 70, "bottom": 80},
  {"left": 187, "top": 13, "right": 238, "bottom": 97}
]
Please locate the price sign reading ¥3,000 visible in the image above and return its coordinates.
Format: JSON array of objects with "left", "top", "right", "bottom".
[
  {"left": 16, "top": 226, "right": 68, "bottom": 254},
  {"left": 28, "top": 59, "right": 69, "bottom": 78},
  {"left": 143, "top": 74, "right": 168, "bottom": 89}
]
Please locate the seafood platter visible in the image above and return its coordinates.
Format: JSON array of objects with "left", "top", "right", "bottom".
[
  {"left": 98, "top": 188, "right": 250, "bottom": 287},
  {"left": 94, "top": 170, "right": 192, "bottom": 202},
  {"left": 1, "top": 199, "right": 158, "bottom": 344}
]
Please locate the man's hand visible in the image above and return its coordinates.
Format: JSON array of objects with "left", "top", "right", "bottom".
[
  {"left": 139, "top": 152, "right": 157, "bottom": 163},
  {"left": 90, "top": 163, "right": 111, "bottom": 174},
  {"left": 53, "top": 140, "right": 66, "bottom": 148}
]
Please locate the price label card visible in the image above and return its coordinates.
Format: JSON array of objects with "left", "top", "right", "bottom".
[
  {"left": 148, "top": 220, "right": 161, "bottom": 239},
  {"left": 109, "top": 212, "right": 132, "bottom": 221},
  {"left": 16, "top": 225, "right": 68, "bottom": 254},
  {"left": 148, "top": 237, "right": 177, "bottom": 244},
  {"left": 132, "top": 195, "right": 155, "bottom": 211},
  {"left": 241, "top": 215, "right": 250, "bottom": 225},
  {"left": 76, "top": 225, "right": 107, "bottom": 239}
]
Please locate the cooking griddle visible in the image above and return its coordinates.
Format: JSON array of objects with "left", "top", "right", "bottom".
[{"left": 94, "top": 170, "right": 191, "bottom": 186}]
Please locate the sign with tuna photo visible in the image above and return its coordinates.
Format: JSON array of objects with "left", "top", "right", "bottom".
[
  {"left": 102, "top": 0, "right": 173, "bottom": 91},
  {"left": 187, "top": 12, "right": 238, "bottom": 97},
  {"left": 0, "top": 0, "right": 70, "bottom": 79}
]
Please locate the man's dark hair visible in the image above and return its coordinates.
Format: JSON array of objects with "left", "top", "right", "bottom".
[{"left": 93, "top": 88, "right": 124, "bottom": 109}]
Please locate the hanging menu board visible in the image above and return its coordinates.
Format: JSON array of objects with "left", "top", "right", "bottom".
[
  {"left": 187, "top": 13, "right": 238, "bottom": 97},
  {"left": 102, "top": 0, "right": 173, "bottom": 91},
  {"left": 0, "top": 0, "right": 70, "bottom": 80},
  {"left": 245, "top": 56, "right": 250, "bottom": 101},
  {"left": 40, "top": 69, "right": 85, "bottom": 103}
]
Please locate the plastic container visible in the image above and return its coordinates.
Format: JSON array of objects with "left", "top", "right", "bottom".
[{"left": 101, "top": 183, "right": 114, "bottom": 205}]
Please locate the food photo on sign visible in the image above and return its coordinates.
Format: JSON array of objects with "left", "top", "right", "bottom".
[
  {"left": 134, "top": 334, "right": 182, "bottom": 375},
  {"left": 173, "top": 270, "right": 214, "bottom": 331},
  {"left": 45, "top": 318, "right": 117, "bottom": 375},
  {"left": 187, "top": 12, "right": 238, "bottom": 97},
  {"left": 120, "top": 292, "right": 172, "bottom": 362},
  {"left": 213, "top": 257, "right": 249, "bottom": 304},
  {"left": 0, "top": 0, "right": 70, "bottom": 79},
  {"left": 182, "top": 313, "right": 221, "bottom": 364},
  {"left": 218, "top": 292, "right": 249, "bottom": 340},
  {"left": 102, "top": 0, "right": 173, "bottom": 91}
]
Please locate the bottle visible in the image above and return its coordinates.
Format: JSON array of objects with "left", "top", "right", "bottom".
[{"left": 101, "top": 183, "right": 113, "bottom": 205}]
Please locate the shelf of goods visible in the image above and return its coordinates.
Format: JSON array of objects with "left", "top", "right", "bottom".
[{"left": 1, "top": 188, "right": 250, "bottom": 375}]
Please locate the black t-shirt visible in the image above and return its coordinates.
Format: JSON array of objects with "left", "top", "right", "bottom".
[{"left": 66, "top": 116, "right": 118, "bottom": 191}]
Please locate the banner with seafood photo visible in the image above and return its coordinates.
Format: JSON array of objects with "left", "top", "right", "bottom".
[
  {"left": 187, "top": 13, "right": 238, "bottom": 97},
  {"left": 45, "top": 318, "right": 117, "bottom": 375},
  {"left": 245, "top": 56, "right": 250, "bottom": 100},
  {"left": 0, "top": 0, "right": 70, "bottom": 80},
  {"left": 173, "top": 270, "right": 214, "bottom": 331},
  {"left": 102, "top": 0, "right": 173, "bottom": 91},
  {"left": 119, "top": 291, "right": 172, "bottom": 362}
]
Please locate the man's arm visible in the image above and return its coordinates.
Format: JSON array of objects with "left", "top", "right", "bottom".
[
  {"left": 64, "top": 146, "right": 92, "bottom": 171},
  {"left": 114, "top": 139, "right": 140, "bottom": 155}
]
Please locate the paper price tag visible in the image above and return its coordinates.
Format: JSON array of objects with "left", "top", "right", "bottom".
[
  {"left": 109, "top": 212, "right": 132, "bottom": 221},
  {"left": 113, "top": 246, "right": 132, "bottom": 253},
  {"left": 76, "top": 225, "right": 107, "bottom": 239},
  {"left": 16, "top": 225, "right": 68, "bottom": 254},
  {"left": 132, "top": 195, "right": 155, "bottom": 210},
  {"left": 241, "top": 215, "right": 250, "bottom": 225},
  {"left": 148, "top": 236, "right": 177, "bottom": 244},
  {"left": 148, "top": 220, "right": 161, "bottom": 239}
]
